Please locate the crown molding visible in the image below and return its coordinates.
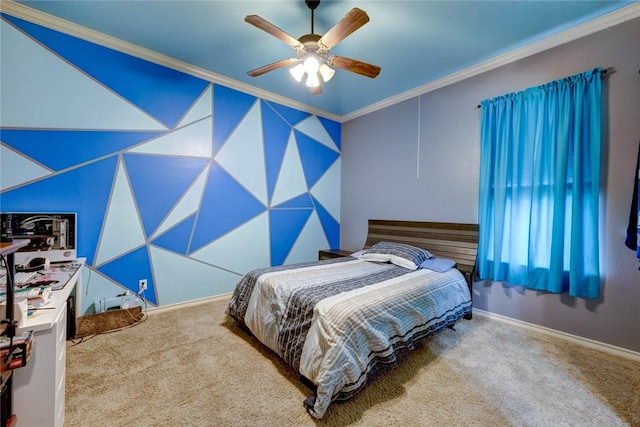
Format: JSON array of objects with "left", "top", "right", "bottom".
[
  {"left": 342, "top": 2, "right": 640, "bottom": 122},
  {"left": 0, "top": 0, "right": 341, "bottom": 122},
  {"left": 2, "top": 1, "right": 638, "bottom": 124}
]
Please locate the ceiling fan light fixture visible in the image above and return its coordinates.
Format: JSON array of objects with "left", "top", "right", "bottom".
[
  {"left": 289, "top": 63, "right": 305, "bottom": 82},
  {"left": 305, "top": 71, "right": 321, "bottom": 88},
  {"left": 319, "top": 63, "right": 335, "bottom": 82},
  {"left": 303, "top": 55, "right": 320, "bottom": 75},
  {"left": 291, "top": 55, "right": 334, "bottom": 87}
]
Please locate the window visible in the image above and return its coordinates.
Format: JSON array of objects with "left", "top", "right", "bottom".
[{"left": 477, "top": 69, "right": 603, "bottom": 298}]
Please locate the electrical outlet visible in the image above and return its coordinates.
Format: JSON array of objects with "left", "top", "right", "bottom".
[{"left": 138, "top": 279, "right": 148, "bottom": 294}]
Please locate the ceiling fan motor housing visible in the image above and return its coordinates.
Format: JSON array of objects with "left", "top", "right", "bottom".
[
  {"left": 306, "top": 1, "right": 320, "bottom": 11},
  {"left": 297, "top": 33, "right": 327, "bottom": 58},
  {"left": 245, "top": 1, "right": 380, "bottom": 87}
]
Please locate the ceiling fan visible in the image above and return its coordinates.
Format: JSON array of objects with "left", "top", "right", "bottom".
[{"left": 245, "top": 0, "right": 381, "bottom": 95}]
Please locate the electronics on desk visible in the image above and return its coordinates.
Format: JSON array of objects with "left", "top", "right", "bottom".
[
  {"left": 5, "top": 213, "right": 77, "bottom": 264},
  {"left": 15, "top": 256, "right": 50, "bottom": 273}
]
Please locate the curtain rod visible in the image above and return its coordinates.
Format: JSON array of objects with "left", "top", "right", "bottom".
[{"left": 476, "top": 68, "right": 609, "bottom": 109}]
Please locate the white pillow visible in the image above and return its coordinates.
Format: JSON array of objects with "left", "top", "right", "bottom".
[
  {"left": 349, "top": 249, "right": 368, "bottom": 259},
  {"left": 360, "top": 242, "right": 433, "bottom": 270}
]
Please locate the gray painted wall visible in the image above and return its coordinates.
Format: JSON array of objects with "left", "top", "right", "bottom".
[{"left": 341, "top": 18, "right": 640, "bottom": 352}]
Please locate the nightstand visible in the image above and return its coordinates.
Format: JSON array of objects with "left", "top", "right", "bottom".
[{"left": 318, "top": 249, "right": 354, "bottom": 260}]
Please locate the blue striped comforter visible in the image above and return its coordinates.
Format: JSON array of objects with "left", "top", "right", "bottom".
[{"left": 226, "top": 257, "right": 471, "bottom": 418}]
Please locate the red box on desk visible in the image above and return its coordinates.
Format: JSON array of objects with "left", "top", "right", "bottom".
[{"left": 0, "top": 330, "right": 33, "bottom": 372}]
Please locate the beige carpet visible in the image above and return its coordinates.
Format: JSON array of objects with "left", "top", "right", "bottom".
[{"left": 65, "top": 297, "right": 640, "bottom": 427}]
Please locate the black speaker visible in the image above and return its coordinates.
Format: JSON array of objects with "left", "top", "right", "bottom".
[{"left": 66, "top": 296, "right": 76, "bottom": 340}]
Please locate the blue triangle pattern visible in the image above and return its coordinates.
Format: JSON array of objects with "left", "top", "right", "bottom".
[
  {"left": 190, "top": 162, "right": 266, "bottom": 252},
  {"left": 261, "top": 101, "right": 292, "bottom": 205},
  {"left": 273, "top": 193, "right": 314, "bottom": 209},
  {"left": 124, "top": 154, "right": 209, "bottom": 237},
  {"left": 213, "top": 84, "right": 257, "bottom": 153},
  {"left": 3, "top": 14, "right": 208, "bottom": 129},
  {"left": 0, "top": 157, "right": 118, "bottom": 265},
  {"left": 318, "top": 116, "right": 342, "bottom": 151},
  {"left": 151, "top": 214, "right": 196, "bottom": 255},
  {"left": 269, "top": 209, "right": 312, "bottom": 266},
  {"left": 264, "top": 100, "right": 311, "bottom": 126},
  {"left": 311, "top": 195, "right": 340, "bottom": 249},
  {"left": 295, "top": 130, "right": 340, "bottom": 189},
  {"left": 0, "top": 129, "right": 163, "bottom": 171},
  {"left": 97, "top": 246, "right": 157, "bottom": 305}
]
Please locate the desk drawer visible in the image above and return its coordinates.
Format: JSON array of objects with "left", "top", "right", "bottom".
[
  {"left": 55, "top": 362, "right": 65, "bottom": 427},
  {"left": 55, "top": 309, "right": 67, "bottom": 388}
]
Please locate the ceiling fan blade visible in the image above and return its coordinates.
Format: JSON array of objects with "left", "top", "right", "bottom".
[
  {"left": 245, "top": 15, "right": 301, "bottom": 49},
  {"left": 318, "top": 8, "right": 369, "bottom": 50},
  {"left": 310, "top": 84, "right": 323, "bottom": 95},
  {"left": 247, "top": 58, "right": 298, "bottom": 77},
  {"left": 328, "top": 55, "right": 381, "bottom": 78}
]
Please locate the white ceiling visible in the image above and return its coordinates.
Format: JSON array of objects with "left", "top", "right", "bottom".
[{"left": 7, "top": 0, "right": 639, "bottom": 120}]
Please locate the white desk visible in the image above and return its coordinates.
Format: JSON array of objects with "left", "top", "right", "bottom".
[{"left": 12, "top": 260, "right": 83, "bottom": 427}]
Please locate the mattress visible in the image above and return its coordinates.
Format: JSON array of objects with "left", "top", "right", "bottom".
[{"left": 226, "top": 256, "right": 471, "bottom": 418}]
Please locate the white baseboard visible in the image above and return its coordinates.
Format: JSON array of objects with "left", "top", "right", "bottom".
[
  {"left": 145, "top": 293, "right": 232, "bottom": 316},
  {"left": 473, "top": 309, "right": 640, "bottom": 362}
]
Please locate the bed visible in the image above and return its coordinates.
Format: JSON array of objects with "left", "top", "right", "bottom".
[{"left": 226, "top": 219, "right": 479, "bottom": 418}]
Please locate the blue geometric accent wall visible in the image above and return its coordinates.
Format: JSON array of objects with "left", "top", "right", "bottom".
[{"left": 0, "top": 13, "right": 341, "bottom": 312}]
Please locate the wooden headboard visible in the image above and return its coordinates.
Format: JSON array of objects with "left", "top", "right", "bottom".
[{"left": 364, "top": 219, "right": 479, "bottom": 281}]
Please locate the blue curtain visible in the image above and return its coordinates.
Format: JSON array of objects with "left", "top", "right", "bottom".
[{"left": 478, "top": 68, "right": 603, "bottom": 298}]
